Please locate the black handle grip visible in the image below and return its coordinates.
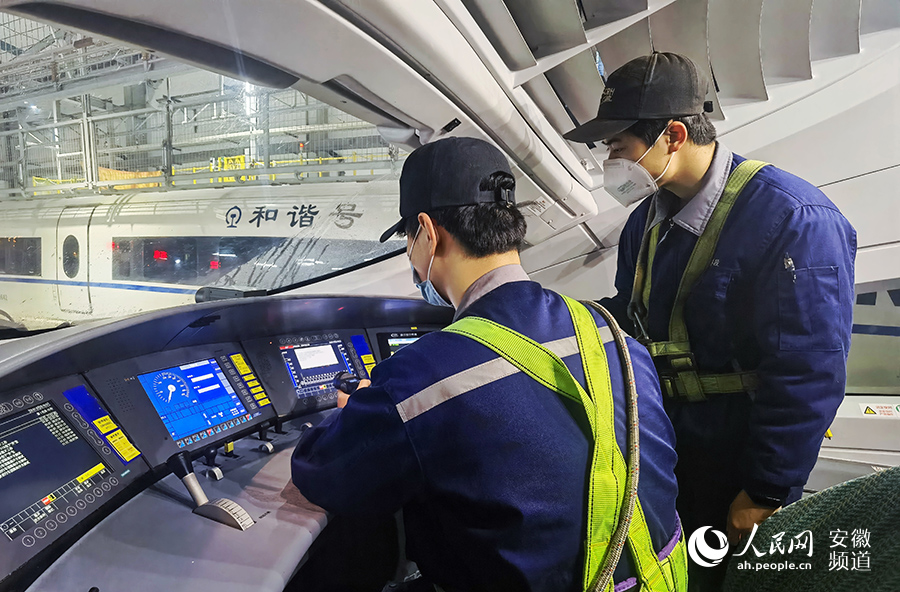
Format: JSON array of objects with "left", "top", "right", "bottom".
[{"left": 332, "top": 371, "right": 361, "bottom": 394}]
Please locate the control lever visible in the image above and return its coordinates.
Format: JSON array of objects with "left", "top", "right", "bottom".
[
  {"left": 166, "top": 452, "right": 254, "bottom": 531},
  {"left": 333, "top": 371, "right": 361, "bottom": 394}
]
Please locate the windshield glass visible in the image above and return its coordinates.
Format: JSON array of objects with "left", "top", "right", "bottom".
[{"left": 0, "top": 16, "right": 406, "bottom": 332}]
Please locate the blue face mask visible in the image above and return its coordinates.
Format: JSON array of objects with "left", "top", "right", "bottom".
[{"left": 409, "top": 225, "right": 453, "bottom": 308}]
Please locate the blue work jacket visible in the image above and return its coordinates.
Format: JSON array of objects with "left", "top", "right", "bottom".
[
  {"left": 600, "top": 152, "right": 857, "bottom": 506},
  {"left": 292, "top": 280, "right": 679, "bottom": 592}
]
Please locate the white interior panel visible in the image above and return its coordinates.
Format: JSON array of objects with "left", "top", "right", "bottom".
[
  {"left": 459, "top": 0, "right": 537, "bottom": 71},
  {"left": 529, "top": 245, "right": 619, "bottom": 299},
  {"left": 709, "top": 0, "right": 768, "bottom": 103},
  {"left": 595, "top": 17, "right": 653, "bottom": 74},
  {"left": 741, "top": 82, "right": 900, "bottom": 187},
  {"left": 544, "top": 50, "right": 606, "bottom": 125},
  {"left": 520, "top": 223, "right": 599, "bottom": 274},
  {"left": 760, "top": 0, "right": 813, "bottom": 83},
  {"left": 860, "top": 0, "right": 900, "bottom": 35},
  {"left": 810, "top": 0, "right": 861, "bottom": 60},
  {"left": 501, "top": 0, "right": 587, "bottom": 59},
  {"left": 821, "top": 166, "right": 900, "bottom": 250},
  {"left": 581, "top": 0, "right": 648, "bottom": 29}
]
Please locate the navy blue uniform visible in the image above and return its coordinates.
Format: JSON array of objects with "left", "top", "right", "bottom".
[
  {"left": 600, "top": 150, "right": 856, "bottom": 534},
  {"left": 292, "top": 278, "right": 680, "bottom": 592}
]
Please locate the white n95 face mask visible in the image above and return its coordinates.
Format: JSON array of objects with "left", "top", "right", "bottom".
[{"left": 603, "top": 127, "right": 672, "bottom": 207}]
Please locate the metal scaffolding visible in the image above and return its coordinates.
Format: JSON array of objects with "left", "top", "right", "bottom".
[{"left": 0, "top": 15, "right": 404, "bottom": 199}]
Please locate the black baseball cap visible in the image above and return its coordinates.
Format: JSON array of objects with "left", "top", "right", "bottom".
[
  {"left": 564, "top": 52, "right": 711, "bottom": 143},
  {"left": 379, "top": 137, "right": 514, "bottom": 242}
]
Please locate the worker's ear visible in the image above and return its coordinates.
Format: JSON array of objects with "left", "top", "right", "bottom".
[
  {"left": 417, "top": 212, "right": 440, "bottom": 257},
  {"left": 665, "top": 121, "right": 688, "bottom": 154}
]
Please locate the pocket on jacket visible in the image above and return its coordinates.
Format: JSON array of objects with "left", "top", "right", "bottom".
[
  {"left": 686, "top": 269, "right": 733, "bottom": 362},
  {"left": 777, "top": 266, "right": 842, "bottom": 351}
]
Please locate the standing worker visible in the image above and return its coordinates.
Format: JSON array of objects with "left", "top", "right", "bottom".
[
  {"left": 565, "top": 52, "right": 856, "bottom": 590},
  {"left": 291, "top": 137, "right": 687, "bottom": 592}
]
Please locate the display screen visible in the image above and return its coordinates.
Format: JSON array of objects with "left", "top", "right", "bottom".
[
  {"left": 0, "top": 402, "right": 107, "bottom": 541},
  {"left": 375, "top": 330, "right": 432, "bottom": 360},
  {"left": 387, "top": 336, "right": 420, "bottom": 356},
  {"left": 280, "top": 339, "right": 354, "bottom": 399},
  {"left": 137, "top": 358, "right": 250, "bottom": 445}
]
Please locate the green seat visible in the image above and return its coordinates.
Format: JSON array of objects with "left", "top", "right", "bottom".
[{"left": 723, "top": 466, "right": 900, "bottom": 591}]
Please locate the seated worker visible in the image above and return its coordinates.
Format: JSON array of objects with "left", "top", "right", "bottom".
[{"left": 291, "top": 137, "right": 686, "bottom": 592}]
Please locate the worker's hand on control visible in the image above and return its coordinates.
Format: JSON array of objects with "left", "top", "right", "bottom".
[
  {"left": 727, "top": 490, "right": 779, "bottom": 545},
  {"left": 337, "top": 379, "right": 370, "bottom": 409}
]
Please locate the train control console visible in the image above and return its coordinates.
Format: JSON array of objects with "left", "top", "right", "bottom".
[{"left": 0, "top": 295, "right": 453, "bottom": 592}]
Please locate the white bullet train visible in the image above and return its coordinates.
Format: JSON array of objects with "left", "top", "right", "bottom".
[{"left": 0, "top": 0, "right": 898, "bottom": 590}]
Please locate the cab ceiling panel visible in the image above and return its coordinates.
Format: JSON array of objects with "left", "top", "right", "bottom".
[
  {"left": 760, "top": 0, "right": 813, "bottom": 83},
  {"left": 544, "top": 50, "right": 606, "bottom": 126},
  {"left": 647, "top": 0, "right": 725, "bottom": 120},
  {"left": 459, "top": 0, "right": 537, "bottom": 71},
  {"left": 810, "top": 0, "right": 861, "bottom": 60},
  {"left": 581, "top": 0, "right": 648, "bottom": 29},
  {"left": 321, "top": 0, "right": 599, "bottom": 229},
  {"left": 595, "top": 18, "right": 653, "bottom": 74},
  {"left": 861, "top": 0, "right": 900, "bottom": 34},
  {"left": 501, "top": 0, "right": 587, "bottom": 60},
  {"left": 708, "top": 0, "right": 767, "bottom": 104}
]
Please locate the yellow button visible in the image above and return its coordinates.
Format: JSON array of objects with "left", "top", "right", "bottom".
[
  {"left": 258, "top": 398, "right": 271, "bottom": 406},
  {"left": 361, "top": 354, "right": 375, "bottom": 364}
]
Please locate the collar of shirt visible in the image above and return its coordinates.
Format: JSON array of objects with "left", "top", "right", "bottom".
[
  {"left": 648, "top": 143, "right": 733, "bottom": 237},
  {"left": 453, "top": 263, "right": 531, "bottom": 321}
]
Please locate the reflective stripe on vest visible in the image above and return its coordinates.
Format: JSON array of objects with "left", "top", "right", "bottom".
[
  {"left": 631, "top": 159, "right": 769, "bottom": 402},
  {"left": 444, "top": 296, "right": 686, "bottom": 592}
]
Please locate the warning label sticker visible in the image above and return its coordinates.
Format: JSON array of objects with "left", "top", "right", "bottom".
[{"left": 858, "top": 403, "right": 900, "bottom": 419}]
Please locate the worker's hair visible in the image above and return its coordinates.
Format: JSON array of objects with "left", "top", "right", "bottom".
[
  {"left": 625, "top": 113, "right": 717, "bottom": 147},
  {"left": 400, "top": 171, "right": 527, "bottom": 257}
]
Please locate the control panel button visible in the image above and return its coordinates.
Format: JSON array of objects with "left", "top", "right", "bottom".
[
  {"left": 23, "top": 394, "right": 34, "bottom": 404},
  {"left": 45, "top": 520, "right": 57, "bottom": 531},
  {"left": 66, "top": 506, "right": 78, "bottom": 516},
  {"left": 109, "top": 477, "right": 119, "bottom": 486},
  {"left": 94, "top": 488, "right": 103, "bottom": 498},
  {"left": 84, "top": 493, "right": 95, "bottom": 504},
  {"left": 102, "top": 482, "right": 111, "bottom": 492},
  {"left": 56, "top": 513, "right": 68, "bottom": 524},
  {"left": 75, "top": 500, "right": 86, "bottom": 510},
  {"left": 34, "top": 527, "right": 47, "bottom": 539},
  {"left": 13, "top": 398, "right": 24, "bottom": 408},
  {"left": 33, "top": 392, "right": 44, "bottom": 401},
  {"left": 21, "top": 535, "right": 35, "bottom": 548}
]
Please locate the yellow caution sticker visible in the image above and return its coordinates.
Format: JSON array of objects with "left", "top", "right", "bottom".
[
  {"left": 250, "top": 385, "right": 264, "bottom": 394},
  {"left": 254, "top": 392, "right": 268, "bottom": 401},
  {"left": 77, "top": 463, "right": 107, "bottom": 483},
  {"left": 246, "top": 380, "right": 260, "bottom": 388},
  {"left": 365, "top": 364, "right": 376, "bottom": 376},
  {"left": 106, "top": 430, "right": 142, "bottom": 462},
  {"left": 361, "top": 354, "right": 375, "bottom": 365},
  {"left": 93, "top": 415, "right": 118, "bottom": 435},
  {"left": 858, "top": 403, "right": 900, "bottom": 419},
  {"left": 258, "top": 398, "right": 271, "bottom": 407},
  {"left": 245, "top": 373, "right": 256, "bottom": 382},
  {"left": 230, "top": 354, "right": 252, "bottom": 376}
]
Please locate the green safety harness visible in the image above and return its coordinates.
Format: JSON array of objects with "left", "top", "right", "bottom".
[
  {"left": 628, "top": 159, "right": 769, "bottom": 402},
  {"left": 444, "top": 295, "right": 687, "bottom": 592}
]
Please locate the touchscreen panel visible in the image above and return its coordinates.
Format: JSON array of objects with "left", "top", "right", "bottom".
[{"left": 137, "top": 358, "right": 252, "bottom": 447}]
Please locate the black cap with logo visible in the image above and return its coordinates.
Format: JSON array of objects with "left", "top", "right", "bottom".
[
  {"left": 379, "top": 137, "right": 514, "bottom": 242},
  {"left": 563, "top": 52, "right": 712, "bottom": 143}
]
